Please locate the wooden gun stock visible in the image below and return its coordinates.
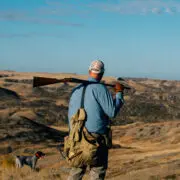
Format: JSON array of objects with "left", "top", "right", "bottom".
[
  {"left": 33, "top": 76, "right": 131, "bottom": 90},
  {"left": 33, "top": 77, "right": 70, "bottom": 88}
]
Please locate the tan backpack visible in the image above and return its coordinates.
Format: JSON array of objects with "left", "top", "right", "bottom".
[{"left": 64, "top": 85, "right": 99, "bottom": 168}]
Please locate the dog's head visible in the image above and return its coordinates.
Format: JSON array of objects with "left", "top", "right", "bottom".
[{"left": 35, "top": 151, "right": 45, "bottom": 159}]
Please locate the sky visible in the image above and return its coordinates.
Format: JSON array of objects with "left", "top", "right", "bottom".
[{"left": 0, "top": 0, "right": 180, "bottom": 80}]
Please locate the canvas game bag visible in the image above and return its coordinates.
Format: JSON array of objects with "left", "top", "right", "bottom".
[{"left": 64, "top": 85, "right": 99, "bottom": 167}]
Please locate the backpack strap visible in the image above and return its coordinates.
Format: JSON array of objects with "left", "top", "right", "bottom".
[{"left": 80, "top": 84, "right": 88, "bottom": 109}]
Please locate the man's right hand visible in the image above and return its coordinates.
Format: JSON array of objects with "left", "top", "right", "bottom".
[{"left": 114, "top": 82, "right": 124, "bottom": 93}]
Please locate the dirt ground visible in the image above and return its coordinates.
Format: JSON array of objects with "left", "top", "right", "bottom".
[{"left": 1, "top": 122, "right": 180, "bottom": 180}]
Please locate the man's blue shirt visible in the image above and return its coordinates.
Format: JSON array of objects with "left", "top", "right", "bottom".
[{"left": 68, "top": 77, "right": 124, "bottom": 134}]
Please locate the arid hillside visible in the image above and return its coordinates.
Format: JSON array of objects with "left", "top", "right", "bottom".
[
  {"left": 0, "top": 70, "right": 180, "bottom": 126},
  {"left": 0, "top": 70, "right": 180, "bottom": 180}
]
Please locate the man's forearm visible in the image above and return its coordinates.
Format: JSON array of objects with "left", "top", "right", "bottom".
[{"left": 114, "top": 92, "right": 124, "bottom": 116}]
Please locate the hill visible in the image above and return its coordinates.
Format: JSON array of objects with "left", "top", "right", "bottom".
[
  {"left": 0, "top": 70, "right": 180, "bottom": 126},
  {"left": 0, "top": 71, "right": 180, "bottom": 179}
]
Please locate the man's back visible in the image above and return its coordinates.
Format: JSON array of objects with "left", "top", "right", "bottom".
[{"left": 68, "top": 78, "right": 122, "bottom": 134}]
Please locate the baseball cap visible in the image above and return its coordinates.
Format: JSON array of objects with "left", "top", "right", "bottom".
[{"left": 89, "top": 60, "right": 105, "bottom": 74}]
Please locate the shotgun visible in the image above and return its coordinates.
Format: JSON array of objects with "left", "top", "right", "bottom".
[{"left": 33, "top": 76, "right": 131, "bottom": 90}]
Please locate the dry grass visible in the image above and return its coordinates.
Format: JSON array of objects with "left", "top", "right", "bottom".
[
  {"left": 0, "top": 167, "right": 64, "bottom": 180},
  {"left": 1, "top": 155, "right": 15, "bottom": 169},
  {"left": 0, "top": 150, "right": 67, "bottom": 180},
  {"left": 1, "top": 121, "right": 180, "bottom": 179},
  {"left": 50, "top": 125, "right": 68, "bottom": 132}
]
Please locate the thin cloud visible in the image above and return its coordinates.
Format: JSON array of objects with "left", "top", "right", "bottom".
[
  {"left": 40, "top": 0, "right": 89, "bottom": 16},
  {"left": 45, "top": 0, "right": 61, "bottom": 6},
  {"left": 0, "top": 33, "right": 31, "bottom": 38},
  {"left": 89, "top": 0, "right": 180, "bottom": 15},
  {"left": 0, "top": 32, "right": 63, "bottom": 38},
  {"left": 0, "top": 11, "right": 83, "bottom": 27}
]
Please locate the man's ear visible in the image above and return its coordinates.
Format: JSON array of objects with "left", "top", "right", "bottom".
[
  {"left": 98, "top": 72, "right": 104, "bottom": 81},
  {"left": 89, "top": 70, "right": 92, "bottom": 75}
]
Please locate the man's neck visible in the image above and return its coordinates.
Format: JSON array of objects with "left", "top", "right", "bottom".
[{"left": 88, "top": 77, "right": 99, "bottom": 82}]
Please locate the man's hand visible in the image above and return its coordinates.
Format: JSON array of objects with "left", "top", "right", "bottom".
[{"left": 114, "top": 82, "right": 124, "bottom": 93}]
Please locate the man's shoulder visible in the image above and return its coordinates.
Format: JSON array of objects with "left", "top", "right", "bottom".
[
  {"left": 71, "top": 82, "right": 108, "bottom": 94},
  {"left": 88, "top": 82, "right": 108, "bottom": 92},
  {"left": 72, "top": 84, "right": 83, "bottom": 91},
  {"left": 91, "top": 82, "right": 106, "bottom": 88}
]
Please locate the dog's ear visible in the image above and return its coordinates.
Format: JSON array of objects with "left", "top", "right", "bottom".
[
  {"left": 41, "top": 153, "right": 45, "bottom": 158},
  {"left": 40, "top": 152, "right": 45, "bottom": 157},
  {"left": 35, "top": 151, "right": 41, "bottom": 154},
  {"left": 35, "top": 151, "right": 45, "bottom": 158}
]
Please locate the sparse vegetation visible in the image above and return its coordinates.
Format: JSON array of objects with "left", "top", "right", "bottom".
[{"left": 0, "top": 71, "right": 180, "bottom": 179}]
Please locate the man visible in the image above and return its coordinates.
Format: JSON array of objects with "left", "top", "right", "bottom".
[{"left": 68, "top": 60, "right": 124, "bottom": 180}]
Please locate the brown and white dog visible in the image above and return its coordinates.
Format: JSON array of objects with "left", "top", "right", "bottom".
[{"left": 15, "top": 151, "right": 45, "bottom": 170}]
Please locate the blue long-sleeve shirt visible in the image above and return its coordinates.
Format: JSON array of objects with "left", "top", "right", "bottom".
[{"left": 68, "top": 77, "right": 124, "bottom": 134}]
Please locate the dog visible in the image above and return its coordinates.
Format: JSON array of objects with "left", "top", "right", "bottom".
[{"left": 15, "top": 151, "right": 45, "bottom": 170}]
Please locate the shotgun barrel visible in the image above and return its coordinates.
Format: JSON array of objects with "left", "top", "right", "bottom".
[{"left": 33, "top": 76, "right": 131, "bottom": 90}]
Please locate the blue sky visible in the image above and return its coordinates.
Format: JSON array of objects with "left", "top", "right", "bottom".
[{"left": 0, "top": 0, "right": 180, "bottom": 80}]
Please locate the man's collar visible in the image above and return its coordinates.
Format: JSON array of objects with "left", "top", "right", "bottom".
[{"left": 88, "top": 77, "right": 99, "bottom": 82}]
